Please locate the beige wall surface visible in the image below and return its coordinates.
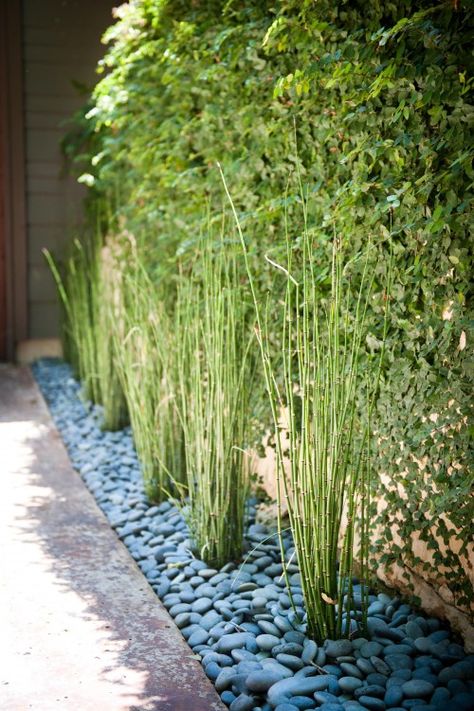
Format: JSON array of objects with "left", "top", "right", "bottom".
[{"left": 22, "top": 0, "right": 114, "bottom": 338}]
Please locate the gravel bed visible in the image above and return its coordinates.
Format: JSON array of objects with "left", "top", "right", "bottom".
[{"left": 33, "top": 359, "right": 474, "bottom": 711}]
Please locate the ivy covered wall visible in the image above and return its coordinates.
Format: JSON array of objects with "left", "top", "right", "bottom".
[{"left": 68, "top": 0, "right": 473, "bottom": 630}]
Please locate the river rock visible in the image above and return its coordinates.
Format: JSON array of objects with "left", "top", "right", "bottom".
[
  {"left": 290, "top": 697, "right": 316, "bottom": 710},
  {"left": 188, "top": 628, "right": 209, "bottom": 647},
  {"left": 384, "top": 685, "right": 404, "bottom": 707},
  {"left": 357, "top": 658, "right": 376, "bottom": 675},
  {"left": 246, "top": 670, "right": 285, "bottom": 693},
  {"left": 217, "top": 632, "right": 251, "bottom": 654},
  {"left": 301, "top": 640, "right": 318, "bottom": 664},
  {"left": 192, "top": 597, "right": 213, "bottom": 615},
  {"left": 383, "top": 643, "right": 414, "bottom": 657},
  {"left": 385, "top": 654, "right": 413, "bottom": 671},
  {"left": 274, "top": 643, "right": 303, "bottom": 657},
  {"left": 259, "top": 620, "right": 282, "bottom": 637},
  {"left": 276, "top": 654, "right": 304, "bottom": 671},
  {"left": 215, "top": 666, "right": 237, "bottom": 691},
  {"left": 338, "top": 676, "right": 363, "bottom": 693},
  {"left": 405, "top": 621, "right": 425, "bottom": 639},
  {"left": 205, "top": 661, "right": 221, "bottom": 681},
  {"left": 354, "top": 684, "right": 386, "bottom": 699},
  {"left": 257, "top": 634, "right": 281, "bottom": 651},
  {"left": 261, "top": 660, "right": 294, "bottom": 680},
  {"left": 358, "top": 696, "right": 385, "bottom": 711},
  {"left": 340, "top": 662, "right": 363, "bottom": 679},
  {"left": 401, "top": 679, "right": 435, "bottom": 698},
  {"left": 368, "top": 601, "right": 386, "bottom": 616},
  {"left": 267, "top": 676, "right": 331, "bottom": 707},
  {"left": 325, "top": 639, "right": 353, "bottom": 658},
  {"left": 313, "top": 691, "right": 340, "bottom": 705},
  {"left": 229, "top": 694, "right": 255, "bottom": 711},
  {"left": 360, "top": 641, "right": 383, "bottom": 658},
  {"left": 274, "top": 615, "right": 294, "bottom": 633}
]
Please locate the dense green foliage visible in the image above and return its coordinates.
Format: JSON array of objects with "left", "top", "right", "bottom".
[{"left": 63, "top": 0, "right": 473, "bottom": 619}]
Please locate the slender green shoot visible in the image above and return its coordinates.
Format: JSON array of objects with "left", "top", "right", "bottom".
[
  {"left": 44, "top": 226, "right": 127, "bottom": 430},
  {"left": 220, "top": 164, "right": 391, "bottom": 641},
  {"left": 175, "top": 226, "right": 254, "bottom": 568},
  {"left": 114, "top": 247, "right": 185, "bottom": 500}
]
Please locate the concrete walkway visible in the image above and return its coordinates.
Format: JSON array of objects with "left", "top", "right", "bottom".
[{"left": 0, "top": 366, "right": 225, "bottom": 711}]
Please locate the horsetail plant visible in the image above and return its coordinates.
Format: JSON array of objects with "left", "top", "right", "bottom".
[
  {"left": 220, "top": 165, "right": 391, "bottom": 642},
  {"left": 114, "top": 247, "right": 185, "bottom": 501},
  {"left": 175, "top": 228, "right": 254, "bottom": 568},
  {"left": 44, "top": 229, "right": 127, "bottom": 430},
  {"left": 95, "top": 240, "right": 128, "bottom": 430},
  {"left": 44, "top": 240, "right": 98, "bottom": 401}
]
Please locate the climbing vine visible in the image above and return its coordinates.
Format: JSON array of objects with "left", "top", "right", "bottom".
[{"left": 67, "top": 0, "right": 474, "bottom": 614}]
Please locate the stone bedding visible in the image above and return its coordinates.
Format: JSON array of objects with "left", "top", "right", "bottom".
[{"left": 33, "top": 360, "right": 474, "bottom": 711}]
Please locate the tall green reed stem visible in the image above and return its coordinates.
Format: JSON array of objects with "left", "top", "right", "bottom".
[
  {"left": 44, "top": 228, "right": 127, "bottom": 430},
  {"left": 114, "top": 246, "right": 185, "bottom": 501},
  {"left": 95, "top": 240, "right": 128, "bottom": 430},
  {"left": 220, "top": 165, "right": 391, "bottom": 641},
  {"left": 175, "top": 229, "right": 254, "bottom": 568},
  {"left": 44, "top": 239, "right": 100, "bottom": 401}
]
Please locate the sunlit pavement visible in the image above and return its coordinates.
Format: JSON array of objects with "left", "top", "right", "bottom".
[{"left": 0, "top": 365, "right": 224, "bottom": 711}]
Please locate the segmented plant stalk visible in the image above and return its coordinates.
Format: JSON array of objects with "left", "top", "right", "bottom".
[
  {"left": 44, "top": 227, "right": 127, "bottom": 431},
  {"left": 221, "top": 166, "right": 390, "bottom": 642},
  {"left": 175, "top": 229, "right": 253, "bottom": 568},
  {"left": 114, "top": 251, "right": 185, "bottom": 501},
  {"left": 292, "top": 237, "right": 374, "bottom": 640},
  {"left": 45, "top": 241, "right": 97, "bottom": 400},
  {"left": 95, "top": 241, "right": 128, "bottom": 430}
]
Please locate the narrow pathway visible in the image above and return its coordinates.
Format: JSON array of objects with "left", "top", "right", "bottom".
[{"left": 0, "top": 365, "right": 225, "bottom": 711}]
